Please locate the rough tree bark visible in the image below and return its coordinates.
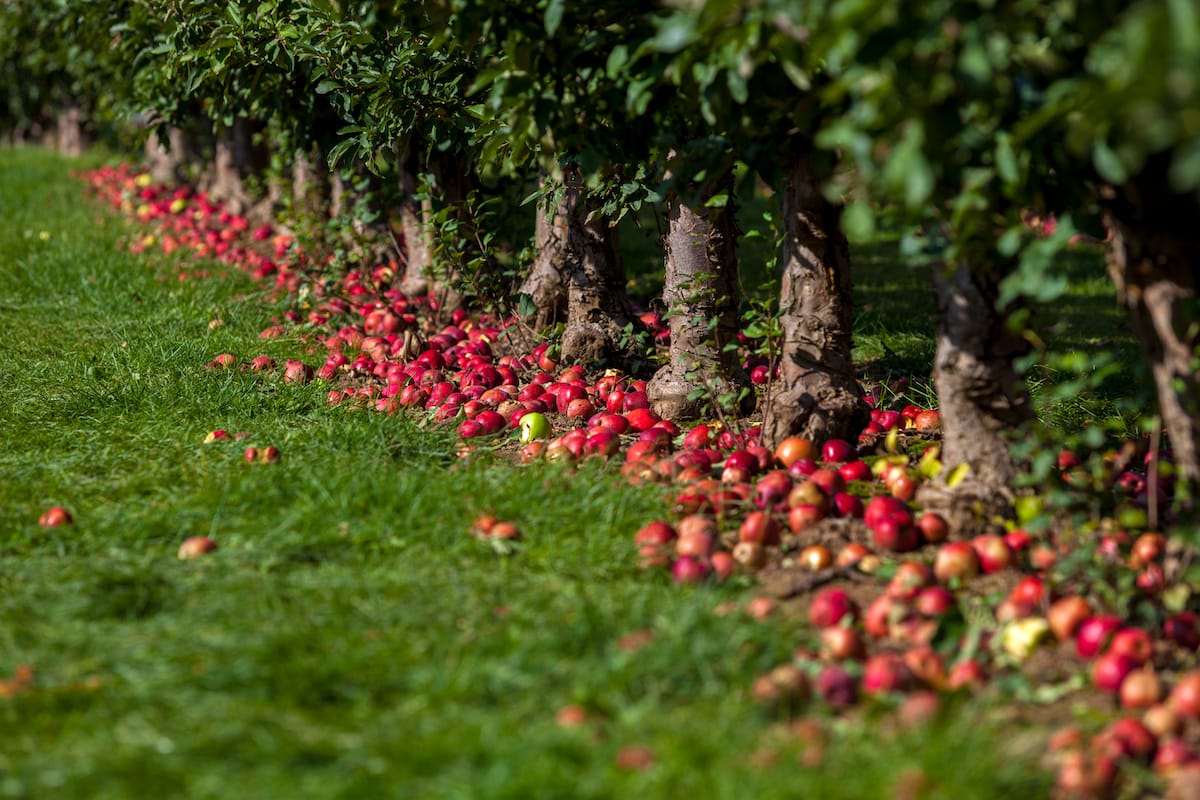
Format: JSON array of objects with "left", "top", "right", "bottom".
[
  {"left": 144, "top": 127, "right": 188, "bottom": 184},
  {"left": 762, "top": 150, "right": 869, "bottom": 449},
  {"left": 518, "top": 173, "right": 570, "bottom": 330},
  {"left": 208, "top": 117, "right": 267, "bottom": 216},
  {"left": 55, "top": 103, "right": 87, "bottom": 155},
  {"left": 917, "top": 260, "right": 1033, "bottom": 529},
  {"left": 558, "top": 171, "right": 633, "bottom": 365},
  {"left": 647, "top": 163, "right": 745, "bottom": 421},
  {"left": 397, "top": 147, "right": 434, "bottom": 297},
  {"left": 1103, "top": 157, "right": 1200, "bottom": 490},
  {"left": 55, "top": 104, "right": 87, "bottom": 157},
  {"left": 289, "top": 145, "right": 346, "bottom": 240},
  {"left": 424, "top": 149, "right": 470, "bottom": 312},
  {"left": 290, "top": 145, "right": 323, "bottom": 219}
]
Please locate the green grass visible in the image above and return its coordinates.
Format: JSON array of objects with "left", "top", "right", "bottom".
[{"left": 0, "top": 147, "right": 1058, "bottom": 799}]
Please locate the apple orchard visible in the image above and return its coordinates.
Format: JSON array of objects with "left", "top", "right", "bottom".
[{"left": 4, "top": 1, "right": 1200, "bottom": 797}]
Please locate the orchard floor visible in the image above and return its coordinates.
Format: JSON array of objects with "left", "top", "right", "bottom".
[{"left": 0, "top": 147, "right": 1076, "bottom": 798}]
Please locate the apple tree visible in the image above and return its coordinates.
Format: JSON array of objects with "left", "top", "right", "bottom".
[
  {"left": 788, "top": 0, "right": 1197, "bottom": 520},
  {"left": 630, "top": 1, "right": 869, "bottom": 441}
]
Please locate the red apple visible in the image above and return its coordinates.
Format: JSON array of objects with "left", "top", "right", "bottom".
[
  {"left": 1047, "top": 596, "right": 1093, "bottom": 642},
  {"left": 738, "top": 511, "right": 781, "bottom": 546},
  {"left": 1076, "top": 615, "right": 1124, "bottom": 659},
  {"left": 178, "top": 536, "right": 217, "bottom": 559},
  {"left": 947, "top": 659, "right": 988, "bottom": 691},
  {"left": 838, "top": 460, "right": 872, "bottom": 483},
  {"left": 799, "top": 544, "right": 834, "bottom": 571},
  {"left": 682, "top": 424, "right": 713, "bottom": 450},
  {"left": 1130, "top": 532, "right": 1167, "bottom": 568},
  {"left": 831, "top": 492, "right": 864, "bottom": 518},
  {"left": 1171, "top": 672, "right": 1200, "bottom": 718},
  {"left": 1093, "top": 651, "right": 1139, "bottom": 693},
  {"left": 1008, "top": 576, "right": 1046, "bottom": 607},
  {"left": 821, "top": 439, "right": 854, "bottom": 464},
  {"left": 38, "top": 506, "right": 73, "bottom": 528},
  {"left": 809, "top": 588, "right": 858, "bottom": 628},
  {"left": 672, "top": 556, "right": 709, "bottom": 584},
  {"left": 914, "top": 585, "right": 955, "bottom": 618},
  {"left": 820, "top": 626, "right": 866, "bottom": 661},
  {"left": 816, "top": 664, "right": 859, "bottom": 708},
  {"left": 836, "top": 542, "right": 872, "bottom": 569},
  {"left": 971, "top": 534, "right": 1014, "bottom": 574},
  {"left": 865, "top": 496, "right": 910, "bottom": 530},
  {"left": 1164, "top": 612, "right": 1200, "bottom": 650},
  {"left": 1108, "top": 627, "right": 1153, "bottom": 665},
  {"left": 863, "top": 594, "right": 897, "bottom": 638},
  {"left": 934, "top": 542, "right": 980, "bottom": 582},
  {"left": 788, "top": 504, "right": 825, "bottom": 533},
  {"left": 913, "top": 409, "right": 941, "bottom": 431},
  {"left": 807, "top": 468, "right": 846, "bottom": 497},
  {"left": 872, "top": 516, "right": 920, "bottom": 552},
  {"left": 1120, "top": 668, "right": 1165, "bottom": 709},
  {"left": 774, "top": 435, "right": 816, "bottom": 468},
  {"left": 732, "top": 541, "right": 767, "bottom": 570},
  {"left": 887, "top": 561, "right": 934, "bottom": 602},
  {"left": 862, "top": 654, "right": 913, "bottom": 695},
  {"left": 916, "top": 512, "right": 949, "bottom": 544}
]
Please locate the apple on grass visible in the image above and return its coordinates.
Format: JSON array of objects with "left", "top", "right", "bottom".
[
  {"left": 178, "top": 536, "right": 217, "bottom": 559},
  {"left": 38, "top": 506, "right": 73, "bottom": 528}
]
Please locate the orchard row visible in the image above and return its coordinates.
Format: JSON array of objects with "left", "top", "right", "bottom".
[
  {"left": 65, "top": 161, "right": 1200, "bottom": 797},
  {"left": 3, "top": 2, "right": 1197, "bottom": 521}
]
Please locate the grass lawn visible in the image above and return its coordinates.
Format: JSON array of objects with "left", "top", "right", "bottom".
[{"left": 0, "top": 147, "right": 1060, "bottom": 798}]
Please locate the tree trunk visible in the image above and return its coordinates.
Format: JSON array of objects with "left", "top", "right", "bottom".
[
  {"left": 917, "top": 259, "right": 1033, "bottom": 530},
  {"left": 647, "top": 163, "right": 745, "bottom": 421},
  {"left": 559, "top": 171, "right": 633, "bottom": 366},
  {"left": 290, "top": 145, "right": 320, "bottom": 218},
  {"left": 55, "top": 104, "right": 87, "bottom": 157},
  {"left": 425, "top": 149, "right": 469, "bottom": 312},
  {"left": 518, "top": 173, "right": 570, "bottom": 330},
  {"left": 144, "top": 127, "right": 187, "bottom": 183},
  {"left": 38, "top": 121, "right": 57, "bottom": 149},
  {"left": 1103, "top": 158, "right": 1200, "bottom": 491},
  {"left": 398, "top": 146, "right": 434, "bottom": 298},
  {"left": 763, "top": 150, "right": 869, "bottom": 449},
  {"left": 209, "top": 118, "right": 267, "bottom": 215}
]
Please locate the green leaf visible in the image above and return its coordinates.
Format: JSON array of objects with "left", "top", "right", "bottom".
[
  {"left": 781, "top": 61, "right": 811, "bottom": 91},
  {"left": 606, "top": 44, "right": 628, "bottom": 79},
  {"left": 883, "top": 122, "right": 933, "bottom": 208},
  {"left": 704, "top": 192, "right": 729, "bottom": 209},
  {"left": 517, "top": 293, "right": 536, "bottom": 319},
  {"left": 1169, "top": 139, "right": 1200, "bottom": 192},
  {"left": 726, "top": 70, "right": 748, "bottom": 104},
  {"left": 544, "top": 0, "right": 564, "bottom": 37},
  {"left": 650, "top": 15, "right": 696, "bottom": 53},
  {"left": 995, "top": 133, "right": 1018, "bottom": 186},
  {"left": 1092, "top": 140, "right": 1128, "bottom": 184},
  {"left": 842, "top": 201, "right": 875, "bottom": 243},
  {"left": 997, "top": 226, "right": 1023, "bottom": 257}
]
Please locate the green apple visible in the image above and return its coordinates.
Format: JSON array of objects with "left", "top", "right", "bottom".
[{"left": 519, "top": 412, "right": 549, "bottom": 443}]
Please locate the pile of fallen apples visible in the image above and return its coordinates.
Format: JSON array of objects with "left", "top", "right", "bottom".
[{"left": 79, "top": 164, "right": 1200, "bottom": 797}]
